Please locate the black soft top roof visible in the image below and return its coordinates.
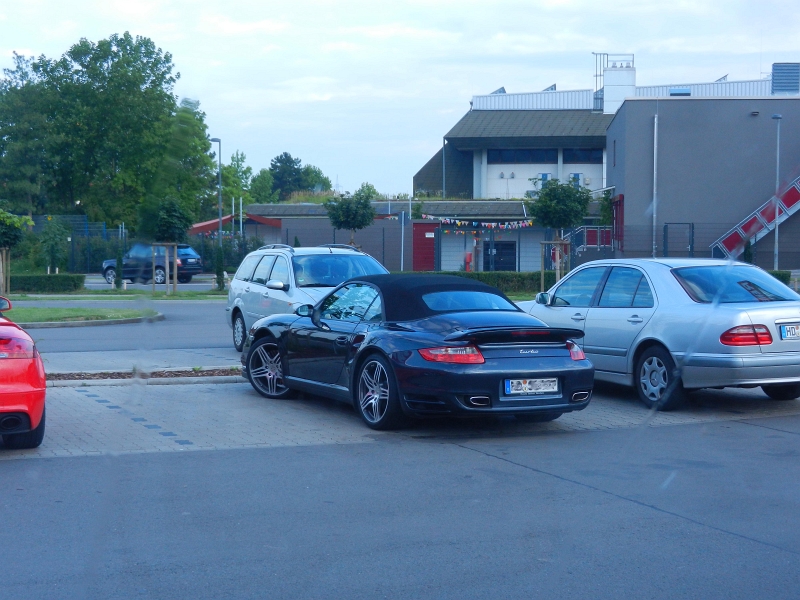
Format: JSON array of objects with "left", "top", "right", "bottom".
[{"left": 350, "top": 274, "right": 512, "bottom": 322}]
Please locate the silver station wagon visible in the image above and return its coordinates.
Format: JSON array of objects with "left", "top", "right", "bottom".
[
  {"left": 226, "top": 244, "right": 388, "bottom": 351},
  {"left": 517, "top": 259, "right": 800, "bottom": 410}
]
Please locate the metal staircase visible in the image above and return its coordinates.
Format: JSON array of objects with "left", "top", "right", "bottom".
[{"left": 712, "top": 174, "right": 800, "bottom": 258}]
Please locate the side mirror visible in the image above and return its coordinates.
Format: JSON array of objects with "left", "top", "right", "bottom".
[
  {"left": 0, "top": 296, "right": 10, "bottom": 312},
  {"left": 535, "top": 292, "right": 550, "bottom": 305},
  {"left": 266, "top": 279, "right": 287, "bottom": 291},
  {"left": 295, "top": 304, "right": 313, "bottom": 317},
  {"left": 311, "top": 306, "right": 330, "bottom": 331}
]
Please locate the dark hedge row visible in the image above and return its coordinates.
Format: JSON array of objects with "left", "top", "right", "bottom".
[
  {"left": 424, "top": 271, "right": 556, "bottom": 295},
  {"left": 768, "top": 270, "right": 792, "bottom": 285},
  {"left": 10, "top": 274, "right": 86, "bottom": 293}
]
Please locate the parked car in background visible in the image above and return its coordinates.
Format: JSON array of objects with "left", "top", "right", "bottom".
[
  {"left": 226, "top": 244, "right": 388, "bottom": 351},
  {"left": 517, "top": 258, "right": 800, "bottom": 410},
  {"left": 102, "top": 243, "right": 203, "bottom": 284},
  {"left": 0, "top": 296, "right": 46, "bottom": 449},
  {"left": 242, "top": 274, "right": 593, "bottom": 430}
]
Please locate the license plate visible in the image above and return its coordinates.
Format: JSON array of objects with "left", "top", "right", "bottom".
[
  {"left": 186, "top": 259, "right": 196, "bottom": 263},
  {"left": 504, "top": 378, "right": 558, "bottom": 395},
  {"left": 780, "top": 324, "right": 800, "bottom": 340}
]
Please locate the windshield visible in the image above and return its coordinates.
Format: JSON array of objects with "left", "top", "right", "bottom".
[
  {"left": 292, "top": 254, "right": 387, "bottom": 288},
  {"left": 672, "top": 265, "right": 800, "bottom": 303},
  {"left": 421, "top": 290, "right": 518, "bottom": 312}
]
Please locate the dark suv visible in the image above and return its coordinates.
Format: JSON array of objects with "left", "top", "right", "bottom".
[{"left": 103, "top": 243, "right": 203, "bottom": 284}]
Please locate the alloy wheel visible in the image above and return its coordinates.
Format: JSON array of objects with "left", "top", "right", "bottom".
[
  {"left": 248, "top": 342, "right": 288, "bottom": 397},
  {"left": 358, "top": 360, "right": 390, "bottom": 424},
  {"left": 233, "top": 316, "right": 245, "bottom": 351},
  {"left": 640, "top": 356, "right": 668, "bottom": 402},
  {"left": 154, "top": 269, "right": 166, "bottom": 284},
  {"left": 104, "top": 269, "right": 116, "bottom": 284}
]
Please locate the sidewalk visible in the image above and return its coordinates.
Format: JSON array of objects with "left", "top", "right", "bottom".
[{"left": 40, "top": 347, "right": 241, "bottom": 374}]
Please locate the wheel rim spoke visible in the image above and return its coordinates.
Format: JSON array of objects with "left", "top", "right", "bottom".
[
  {"left": 359, "top": 361, "right": 389, "bottom": 423},
  {"left": 249, "top": 343, "right": 286, "bottom": 396},
  {"left": 640, "top": 357, "right": 668, "bottom": 401}
]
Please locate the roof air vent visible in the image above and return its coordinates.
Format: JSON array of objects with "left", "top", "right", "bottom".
[{"left": 772, "top": 63, "right": 800, "bottom": 95}]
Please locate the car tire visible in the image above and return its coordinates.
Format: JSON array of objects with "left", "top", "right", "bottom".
[
  {"left": 761, "top": 383, "right": 800, "bottom": 401},
  {"left": 515, "top": 412, "right": 563, "bottom": 423},
  {"left": 103, "top": 268, "right": 116, "bottom": 284},
  {"left": 178, "top": 275, "right": 192, "bottom": 283},
  {"left": 232, "top": 312, "right": 246, "bottom": 352},
  {"left": 154, "top": 267, "right": 166, "bottom": 284},
  {"left": 246, "top": 337, "right": 295, "bottom": 399},
  {"left": 635, "top": 346, "right": 686, "bottom": 411},
  {"left": 355, "top": 354, "right": 407, "bottom": 430},
  {"left": 2, "top": 407, "right": 45, "bottom": 450}
]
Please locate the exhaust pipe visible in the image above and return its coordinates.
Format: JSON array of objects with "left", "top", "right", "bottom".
[
  {"left": 468, "top": 396, "right": 491, "bottom": 407},
  {"left": 0, "top": 415, "right": 23, "bottom": 431},
  {"left": 572, "top": 391, "right": 590, "bottom": 402}
]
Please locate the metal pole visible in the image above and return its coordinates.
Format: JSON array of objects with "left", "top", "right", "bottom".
[
  {"left": 240, "top": 197, "right": 243, "bottom": 237},
  {"left": 652, "top": 113, "right": 658, "bottom": 258},
  {"left": 211, "top": 138, "right": 223, "bottom": 247},
  {"left": 773, "top": 114, "right": 782, "bottom": 270},
  {"left": 400, "top": 211, "right": 405, "bottom": 271},
  {"left": 442, "top": 138, "right": 446, "bottom": 199}
]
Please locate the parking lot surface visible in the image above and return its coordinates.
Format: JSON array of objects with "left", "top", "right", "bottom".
[{"left": 4, "top": 382, "right": 800, "bottom": 459}]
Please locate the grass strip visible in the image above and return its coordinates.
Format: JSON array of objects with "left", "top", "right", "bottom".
[
  {"left": 9, "top": 290, "right": 227, "bottom": 301},
  {"left": 4, "top": 307, "right": 159, "bottom": 323}
]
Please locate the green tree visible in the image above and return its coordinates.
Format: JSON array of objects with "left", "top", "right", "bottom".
[
  {"left": 39, "top": 217, "right": 70, "bottom": 271},
  {"left": 214, "top": 246, "right": 225, "bottom": 291},
  {"left": 324, "top": 186, "right": 376, "bottom": 245},
  {"left": 300, "top": 164, "right": 332, "bottom": 192},
  {"left": 250, "top": 168, "right": 279, "bottom": 204},
  {"left": 526, "top": 178, "right": 591, "bottom": 233},
  {"left": 0, "top": 207, "right": 33, "bottom": 249},
  {"left": 598, "top": 189, "right": 614, "bottom": 226},
  {"left": 269, "top": 152, "right": 303, "bottom": 200},
  {"left": 154, "top": 200, "right": 192, "bottom": 243},
  {"left": 412, "top": 201, "right": 424, "bottom": 220},
  {"left": 353, "top": 182, "right": 380, "bottom": 203}
]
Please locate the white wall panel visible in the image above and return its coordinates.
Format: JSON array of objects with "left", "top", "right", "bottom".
[{"left": 472, "top": 90, "right": 593, "bottom": 110}]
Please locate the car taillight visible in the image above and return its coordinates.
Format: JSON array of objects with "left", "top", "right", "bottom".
[
  {"left": 0, "top": 337, "right": 36, "bottom": 359},
  {"left": 720, "top": 325, "right": 773, "bottom": 346},
  {"left": 419, "top": 345, "right": 485, "bottom": 364},
  {"left": 176, "top": 258, "right": 182, "bottom": 266},
  {"left": 567, "top": 340, "right": 585, "bottom": 361}
]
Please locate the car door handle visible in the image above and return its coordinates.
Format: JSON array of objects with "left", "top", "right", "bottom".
[
  {"left": 571, "top": 313, "right": 585, "bottom": 321},
  {"left": 245, "top": 287, "right": 250, "bottom": 292},
  {"left": 335, "top": 336, "right": 349, "bottom": 346},
  {"left": 261, "top": 292, "right": 270, "bottom": 297},
  {"left": 627, "top": 316, "right": 643, "bottom": 324}
]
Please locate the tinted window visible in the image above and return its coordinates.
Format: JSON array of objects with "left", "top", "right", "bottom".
[
  {"left": 421, "top": 291, "right": 517, "bottom": 312},
  {"left": 234, "top": 255, "right": 262, "bottom": 281},
  {"left": 320, "top": 284, "right": 379, "bottom": 322},
  {"left": 129, "top": 245, "right": 150, "bottom": 259},
  {"left": 599, "top": 267, "right": 645, "bottom": 308},
  {"left": 487, "top": 148, "right": 557, "bottom": 164},
  {"left": 364, "top": 296, "right": 383, "bottom": 322},
  {"left": 552, "top": 267, "right": 605, "bottom": 307},
  {"left": 632, "top": 279, "right": 654, "bottom": 308},
  {"left": 250, "top": 256, "right": 276, "bottom": 285},
  {"left": 563, "top": 148, "right": 604, "bottom": 164},
  {"left": 270, "top": 257, "right": 291, "bottom": 286},
  {"left": 177, "top": 247, "right": 200, "bottom": 258},
  {"left": 292, "top": 254, "right": 387, "bottom": 288},
  {"left": 673, "top": 266, "right": 800, "bottom": 303}
]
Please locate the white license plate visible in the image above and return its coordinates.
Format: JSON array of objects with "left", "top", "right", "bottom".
[
  {"left": 780, "top": 324, "right": 800, "bottom": 340},
  {"left": 186, "top": 259, "right": 196, "bottom": 263},
  {"left": 504, "top": 378, "right": 558, "bottom": 395}
]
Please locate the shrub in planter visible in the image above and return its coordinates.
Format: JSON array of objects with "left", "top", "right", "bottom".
[
  {"left": 768, "top": 270, "right": 791, "bottom": 285},
  {"left": 10, "top": 274, "right": 86, "bottom": 293}
]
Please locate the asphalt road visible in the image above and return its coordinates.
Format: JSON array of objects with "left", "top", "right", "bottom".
[{"left": 2, "top": 402, "right": 799, "bottom": 599}]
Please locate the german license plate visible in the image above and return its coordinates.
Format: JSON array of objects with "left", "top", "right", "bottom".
[
  {"left": 186, "top": 259, "right": 196, "bottom": 264},
  {"left": 505, "top": 378, "right": 558, "bottom": 395},
  {"left": 780, "top": 324, "right": 800, "bottom": 340}
]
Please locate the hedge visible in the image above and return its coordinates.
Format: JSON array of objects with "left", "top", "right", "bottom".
[
  {"left": 422, "top": 271, "right": 556, "bottom": 295},
  {"left": 768, "top": 270, "right": 791, "bottom": 285},
  {"left": 10, "top": 274, "right": 86, "bottom": 293}
]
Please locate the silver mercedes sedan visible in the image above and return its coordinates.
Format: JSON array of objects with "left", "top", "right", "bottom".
[{"left": 517, "top": 259, "right": 800, "bottom": 410}]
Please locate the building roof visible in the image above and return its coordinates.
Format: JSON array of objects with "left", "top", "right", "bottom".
[
  {"left": 413, "top": 201, "right": 529, "bottom": 219},
  {"left": 444, "top": 110, "right": 614, "bottom": 150}
]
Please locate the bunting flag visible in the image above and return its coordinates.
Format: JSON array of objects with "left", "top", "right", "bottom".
[{"left": 421, "top": 214, "right": 535, "bottom": 230}]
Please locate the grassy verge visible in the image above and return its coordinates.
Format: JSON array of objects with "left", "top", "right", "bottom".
[
  {"left": 4, "top": 307, "right": 159, "bottom": 323},
  {"left": 9, "top": 289, "right": 228, "bottom": 301}
]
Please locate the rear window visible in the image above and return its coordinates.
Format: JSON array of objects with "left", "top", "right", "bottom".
[
  {"left": 421, "top": 291, "right": 518, "bottom": 312},
  {"left": 292, "top": 254, "right": 387, "bottom": 288},
  {"left": 672, "top": 266, "right": 800, "bottom": 303},
  {"left": 177, "top": 247, "right": 200, "bottom": 258}
]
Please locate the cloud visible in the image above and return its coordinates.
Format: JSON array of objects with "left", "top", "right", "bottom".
[
  {"left": 321, "top": 41, "right": 361, "bottom": 53},
  {"left": 197, "top": 15, "right": 288, "bottom": 36},
  {"left": 342, "top": 23, "right": 460, "bottom": 41}
]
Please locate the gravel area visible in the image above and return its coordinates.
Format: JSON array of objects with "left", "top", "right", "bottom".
[{"left": 47, "top": 367, "right": 242, "bottom": 381}]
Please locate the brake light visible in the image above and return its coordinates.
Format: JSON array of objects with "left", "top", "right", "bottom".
[
  {"left": 176, "top": 258, "right": 182, "bottom": 266},
  {"left": 419, "top": 345, "right": 485, "bottom": 364},
  {"left": 720, "top": 325, "right": 773, "bottom": 346},
  {"left": 567, "top": 340, "right": 585, "bottom": 361},
  {"left": 0, "top": 337, "right": 35, "bottom": 359}
]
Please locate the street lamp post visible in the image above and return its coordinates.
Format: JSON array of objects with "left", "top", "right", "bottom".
[
  {"left": 771, "top": 115, "right": 782, "bottom": 270},
  {"left": 210, "top": 137, "right": 223, "bottom": 247}
]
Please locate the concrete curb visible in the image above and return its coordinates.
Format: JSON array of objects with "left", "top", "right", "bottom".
[
  {"left": 48, "top": 375, "right": 247, "bottom": 387},
  {"left": 18, "top": 313, "right": 165, "bottom": 329}
]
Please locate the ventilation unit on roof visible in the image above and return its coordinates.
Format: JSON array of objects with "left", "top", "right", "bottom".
[
  {"left": 491, "top": 87, "right": 506, "bottom": 95},
  {"left": 542, "top": 84, "right": 556, "bottom": 92},
  {"left": 772, "top": 63, "right": 800, "bottom": 95}
]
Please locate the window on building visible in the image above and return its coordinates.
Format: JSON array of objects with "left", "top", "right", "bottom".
[
  {"left": 569, "top": 173, "right": 582, "bottom": 188},
  {"left": 563, "top": 148, "right": 604, "bottom": 164},
  {"left": 487, "top": 149, "right": 557, "bottom": 164},
  {"left": 669, "top": 87, "right": 691, "bottom": 97}
]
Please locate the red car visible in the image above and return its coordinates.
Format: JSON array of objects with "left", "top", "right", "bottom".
[{"left": 0, "top": 296, "right": 46, "bottom": 449}]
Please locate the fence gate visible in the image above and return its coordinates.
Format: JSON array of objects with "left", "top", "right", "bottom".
[{"left": 663, "top": 222, "right": 695, "bottom": 257}]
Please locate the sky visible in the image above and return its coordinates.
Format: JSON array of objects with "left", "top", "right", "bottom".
[{"left": 2, "top": 0, "right": 799, "bottom": 196}]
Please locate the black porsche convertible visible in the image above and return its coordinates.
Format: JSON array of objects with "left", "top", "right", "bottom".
[{"left": 241, "top": 274, "right": 594, "bottom": 430}]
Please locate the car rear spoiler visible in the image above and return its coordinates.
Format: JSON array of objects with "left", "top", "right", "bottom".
[{"left": 444, "top": 327, "right": 584, "bottom": 344}]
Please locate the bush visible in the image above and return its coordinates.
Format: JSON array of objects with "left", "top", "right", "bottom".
[
  {"left": 769, "top": 270, "right": 791, "bottom": 285},
  {"left": 10, "top": 274, "right": 86, "bottom": 293},
  {"left": 422, "top": 271, "right": 556, "bottom": 295}
]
